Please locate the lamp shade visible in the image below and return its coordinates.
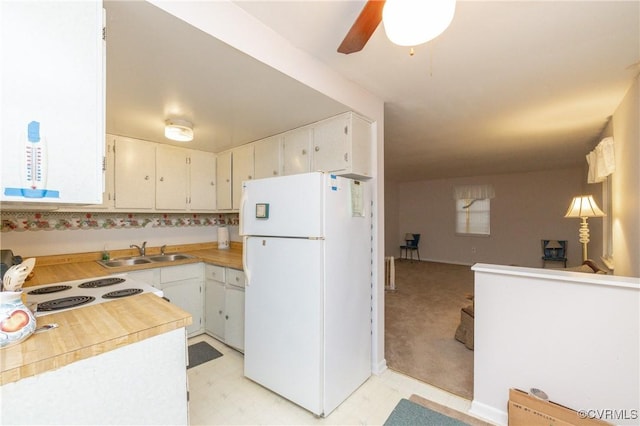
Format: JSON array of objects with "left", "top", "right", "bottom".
[
  {"left": 165, "top": 119, "right": 193, "bottom": 142},
  {"left": 545, "top": 240, "right": 563, "bottom": 249},
  {"left": 564, "top": 195, "right": 605, "bottom": 218},
  {"left": 404, "top": 233, "right": 414, "bottom": 241},
  {"left": 382, "top": 0, "right": 456, "bottom": 47}
]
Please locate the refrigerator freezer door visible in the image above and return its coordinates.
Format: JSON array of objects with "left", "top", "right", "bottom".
[
  {"left": 240, "top": 172, "right": 324, "bottom": 238},
  {"left": 243, "top": 236, "right": 323, "bottom": 415}
]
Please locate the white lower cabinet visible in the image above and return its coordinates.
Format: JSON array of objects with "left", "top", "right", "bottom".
[
  {"left": 129, "top": 262, "right": 243, "bottom": 347},
  {"left": 130, "top": 264, "right": 203, "bottom": 337},
  {"left": 204, "top": 265, "right": 226, "bottom": 340},
  {"left": 204, "top": 264, "right": 245, "bottom": 352}
]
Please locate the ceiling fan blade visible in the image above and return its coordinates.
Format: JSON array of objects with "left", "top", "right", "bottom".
[{"left": 337, "top": 0, "right": 385, "bottom": 54}]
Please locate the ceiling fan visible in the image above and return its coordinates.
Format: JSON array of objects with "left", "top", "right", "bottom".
[
  {"left": 337, "top": 0, "right": 457, "bottom": 55},
  {"left": 337, "top": 0, "right": 385, "bottom": 55}
]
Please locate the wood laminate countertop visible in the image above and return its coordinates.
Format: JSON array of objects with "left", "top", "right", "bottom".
[
  {"left": 0, "top": 293, "right": 191, "bottom": 385},
  {"left": 23, "top": 242, "right": 243, "bottom": 287}
]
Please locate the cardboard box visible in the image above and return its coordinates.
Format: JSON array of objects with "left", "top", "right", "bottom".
[{"left": 508, "top": 388, "right": 611, "bottom": 426}]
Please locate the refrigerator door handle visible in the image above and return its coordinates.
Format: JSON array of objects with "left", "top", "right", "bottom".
[
  {"left": 242, "top": 236, "right": 250, "bottom": 286},
  {"left": 239, "top": 184, "right": 248, "bottom": 236}
]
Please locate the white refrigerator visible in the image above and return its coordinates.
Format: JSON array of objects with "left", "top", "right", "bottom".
[{"left": 240, "top": 172, "right": 372, "bottom": 417}]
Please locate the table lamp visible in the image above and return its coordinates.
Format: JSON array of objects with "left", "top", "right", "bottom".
[
  {"left": 564, "top": 195, "right": 605, "bottom": 262},
  {"left": 545, "top": 240, "right": 563, "bottom": 258}
]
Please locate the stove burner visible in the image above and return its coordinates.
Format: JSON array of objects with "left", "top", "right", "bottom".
[
  {"left": 102, "top": 288, "right": 143, "bottom": 299},
  {"left": 27, "top": 285, "right": 72, "bottom": 295},
  {"left": 37, "top": 296, "right": 96, "bottom": 311},
  {"left": 78, "top": 277, "right": 126, "bottom": 288}
]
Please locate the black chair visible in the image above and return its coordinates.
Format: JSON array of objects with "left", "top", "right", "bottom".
[
  {"left": 541, "top": 239, "right": 567, "bottom": 268},
  {"left": 400, "top": 233, "right": 421, "bottom": 261}
]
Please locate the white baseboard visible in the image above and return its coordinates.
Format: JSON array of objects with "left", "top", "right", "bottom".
[
  {"left": 470, "top": 399, "right": 508, "bottom": 426},
  {"left": 393, "top": 256, "right": 474, "bottom": 267},
  {"left": 372, "top": 358, "right": 387, "bottom": 375}
]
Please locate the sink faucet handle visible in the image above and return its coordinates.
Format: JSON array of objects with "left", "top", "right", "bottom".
[{"left": 160, "top": 245, "right": 167, "bottom": 255}]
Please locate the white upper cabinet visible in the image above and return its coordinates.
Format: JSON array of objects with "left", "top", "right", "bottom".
[
  {"left": 216, "top": 151, "right": 232, "bottom": 210},
  {"left": 114, "top": 137, "right": 156, "bottom": 209},
  {"left": 283, "top": 127, "right": 312, "bottom": 176},
  {"left": 189, "top": 151, "right": 216, "bottom": 211},
  {"left": 0, "top": 1, "right": 105, "bottom": 205},
  {"left": 312, "top": 112, "right": 372, "bottom": 179},
  {"left": 156, "top": 145, "right": 189, "bottom": 210},
  {"left": 232, "top": 144, "right": 254, "bottom": 211},
  {"left": 254, "top": 136, "right": 282, "bottom": 179}
]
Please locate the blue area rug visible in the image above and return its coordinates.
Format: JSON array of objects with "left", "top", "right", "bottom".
[
  {"left": 384, "top": 398, "right": 470, "bottom": 426},
  {"left": 187, "top": 341, "right": 223, "bottom": 369}
]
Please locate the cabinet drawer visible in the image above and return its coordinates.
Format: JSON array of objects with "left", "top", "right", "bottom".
[
  {"left": 226, "top": 268, "right": 245, "bottom": 288},
  {"left": 160, "top": 263, "right": 202, "bottom": 283},
  {"left": 205, "top": 264, "right": 226, "bottom": 282}
]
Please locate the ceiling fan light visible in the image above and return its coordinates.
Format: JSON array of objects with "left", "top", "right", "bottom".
[
  {"left": 164, "top": 119, "right": 194, "bottom": 142},
  {"left": 383, "top": 0, "right": 456, "bottom": 47}
]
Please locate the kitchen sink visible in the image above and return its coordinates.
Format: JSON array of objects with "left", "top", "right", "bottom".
[
  {"left": 147, "top": 254, "right": 195, "bottom": 262},
  {"left": 97, "top": 253, "right": 196, "bottom": 268},
  {"left": 99, "top": 258, "right": 152, "bottom": 268}
]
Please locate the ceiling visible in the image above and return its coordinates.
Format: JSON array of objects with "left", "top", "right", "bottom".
[{"left": 105, "top": 1, "right": 640, "bottom": 183}]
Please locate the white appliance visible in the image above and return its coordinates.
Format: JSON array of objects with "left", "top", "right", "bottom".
[
  {"left": 24, "top": 274, "right": 163, "bottom": 317},
  {"left": 240, "top": 172, "right": 372, "bottom": 417}
]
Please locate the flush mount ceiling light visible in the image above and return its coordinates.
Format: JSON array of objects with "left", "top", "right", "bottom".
[
  {"left": 164, "top": 119, "right": 193, "bottom": 142},
  {"left": 382, "top": 0, "right": 456, "bottom": 47}
]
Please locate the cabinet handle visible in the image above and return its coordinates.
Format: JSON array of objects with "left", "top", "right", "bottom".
[
  {"left": 344, "top": 153, "right": 348, "bottom": 162},
  {"left": 225, "top": 315, "right": 229, "bottom": 320},
  {"left": 160, "top": 177, "right": 164, "bottom": 182},
  {"left": 302, "top": 149, "right": 307, "bottom": 155},
  {"left": 144, "top": 175, "right": 149, "bottom": 180},
  {"left": 219, "top": 310, "right": 223, "bottom": 315},
  {"left": 273, "top": 171, "right": 278, "bottom": 176},
  {"left": 210, "top": 181, "right": 215, "bottom": 186},
  {"left": 226, "top": 179, "right": 230, "bottom": 183},
  {"left": 248, "top": 175, "right": 252, "bottom": 180},
  {"left": 315, "top": 146, "right": 320, "bottom": 152}
]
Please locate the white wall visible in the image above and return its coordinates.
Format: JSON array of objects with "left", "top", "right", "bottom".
[
  {"left": 471, "top": 264, "right": 640, "bottom": 426},
  {"left": 612, "top": 75, "right": 640, "bottom": 277},
  {"left": 388, "top": 167, "right": 594, "bottom": 268}
]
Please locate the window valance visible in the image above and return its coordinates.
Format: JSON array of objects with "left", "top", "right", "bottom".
[
  {"left": 453, "top": 184, "right": 495, "bottom": 200},
  {"left": 586, "top": 137, "right": 615, "bottom": 184}
]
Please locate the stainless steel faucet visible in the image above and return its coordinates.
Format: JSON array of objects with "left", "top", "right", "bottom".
[{"left": 130, "top": 241, "right": 147, "bottom": 256}]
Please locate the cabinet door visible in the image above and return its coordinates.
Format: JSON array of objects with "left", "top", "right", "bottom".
[
  {"left": 204, "top": 279, "right": 226, "bottom": 340},
  {"left": 69, "top": 135, "right": 114, "bottom": 211},
  {"left": 232, "top": 144, "right": 254, "bottom": 211},
  {"left": 1, "top": 1, "right": 104, "bottom": 205},
  {"left": 156, "top": 145, "right": 188, "bottom": 210},
  {"left": 162, "top": 279, "right": 203, "bottom": 337},
  {"left": 225, "top": 285, "right": 245, "bottom": 352},
  {"left": 216, "top": 151, "right": 232, "bottom": 210},
  {"left": 254, "top": 136, "right": 282, "bottom": 179},
  {"left": 189, "top": 151, "right": 216, "bottom": 211},
  {"left": 283, "top": 127, "right": 311, "bottom": 175},
  {"left": 312, "top": 116, "right": 349, "bottom": 173},
  {"left": 114, "top": 137, "right": 155, "bottom": 209}
]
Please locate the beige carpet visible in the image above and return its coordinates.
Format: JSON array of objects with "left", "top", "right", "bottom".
[{"left": 385, "top": 260, "right": 474, "bottom": 399}]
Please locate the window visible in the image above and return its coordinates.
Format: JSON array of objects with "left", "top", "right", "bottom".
[
  {"left": 453, "top": 184, "right": 494, "bottom": 236},
  {"left": 601, "top": 175, "right": 614, "bottom": 269},
  {"left": 456, "top": 198, "right": 491, "bottom": 235}
]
